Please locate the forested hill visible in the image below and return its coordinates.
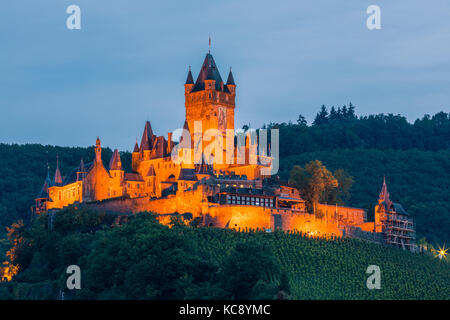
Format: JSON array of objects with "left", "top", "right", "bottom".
[
  {"left": 0, "top": 107, "right": 449, "bottom": 247},
  {"left": 266, "top": 106, "right": 450, "bottom": 244}
]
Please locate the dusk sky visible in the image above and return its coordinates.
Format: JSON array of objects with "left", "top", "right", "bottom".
[{"left": 0, "top": 1, "right": 449, "bottom": 151}]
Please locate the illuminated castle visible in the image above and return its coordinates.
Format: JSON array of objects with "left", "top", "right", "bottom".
[{"left": 34, "top": 51, "right": 416, "bottom": 250}]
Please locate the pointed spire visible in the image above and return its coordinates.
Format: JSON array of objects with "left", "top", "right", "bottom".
[
  {"left": 226, "top": 67, "right": 235, "bottom": 85},
  {"left": 109, "top": 149, "right": 122, "bottom": 170},
  {"left": 38, "top": 164, "right": 51, "bottom": 198},
  {"left": 379, "top": 176, "right": 390, "bottom": 204},
  {"left": 185, "top": 66, "right": 194, "bottom": 84},
  {"left": 54, "top": 155, "right": 62, "bottom": 185},
  {"left": 140, "top": 121, "right": 154, "bottom": 152},
  {"left": 133, "top": 138, "right": 139, "bottom": 153}
]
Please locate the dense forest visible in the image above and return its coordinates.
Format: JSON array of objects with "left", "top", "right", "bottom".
[{"left": 1, "top": 209, "right": 448, "bottom": 300}]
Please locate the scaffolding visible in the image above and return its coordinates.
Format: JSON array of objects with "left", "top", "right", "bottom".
[{"left": 382, "top": 212, "right": 416, "bottom": 250}]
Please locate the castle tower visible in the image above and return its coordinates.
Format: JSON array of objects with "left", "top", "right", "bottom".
[
  {"left": 184, "top": 52, "right": 236, "bottom": 140},
  {"left": 184, "top": 66, "right": 194, "bottom": 94},
  {"left": 95, "top": 137, "right": 102, "bottom": 163},
  {"left": 144, "top": 165, "right": 156, "bottom": 196},
  {"left": 109, "top": 149, "right": 123, "bottom": 173},
  {"left": 140, "top": 121, "right": 154, "bottom": 161},
  {"left": 226, "top": 67, "right": 236, "bottom": 95},
  {"left": 109, "top": 149, "right": 124, "bottom": 197}
]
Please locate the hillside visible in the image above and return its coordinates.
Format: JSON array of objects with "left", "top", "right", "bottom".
[
  {"left": 1, "top": 108, "right": 449, "bottom": 247},
  {"left": 1, "top": 209, "right": 448, "bottom": 300}
]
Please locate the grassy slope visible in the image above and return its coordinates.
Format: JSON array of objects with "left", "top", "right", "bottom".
[
  {"left": 2, "top": 214, "right": 448, "bottom": 300},
  {"left": 189, "top": 228, "right": 449, "bottom": 299}
]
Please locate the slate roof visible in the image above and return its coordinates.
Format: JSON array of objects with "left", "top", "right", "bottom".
[
  {"left": 178, "top": 168, "right": 197, "bottom": 181},
  {"left": 192, "top": 53, "right": 229, "bottom": 92},
  {"left": 226, "top": 69, "right": 235, "bottom": 85},
  {"left": 133, "top": 140, "right": 139, "bottom": 153},
  {"left": 140, "top": 121, "right": 154, "bottom": 152},
  {"left": 185, "top": 67, "right": 194, "bottom": 84},
  {"left": 109, "top": 149, "right": 122, "bottom": 170},
  {"left": 124, "top": 173, "right": 144, "bottom": 182}
]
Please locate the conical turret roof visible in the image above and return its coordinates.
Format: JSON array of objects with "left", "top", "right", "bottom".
[
  {"left": 226, "top": 68, "right": 235, "bottom": 85},
  {"left": 192, "top": 53, "right": 224, "bottom": 92},
  {"left": 109, "top": 149, "right": 122, "bottom": 170},
  {"left": 54, "top": 155, "right": 63, "bottom": 186},
  {"left": 140, "top": 121, "right": 154, "bottom": 152},
  {"left": 185, "top": 66, "right": 194, "bottom": 84}
]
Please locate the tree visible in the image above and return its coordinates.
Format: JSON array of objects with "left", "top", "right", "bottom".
[
  {"left": 324, "top": 169, "right": 354, "bottom": 204},
  {"left": 313, "top": 105, "right": 329, "bottom": 126},
  {"left": 289, "top": 160, "right": 338, "bottom": 211},
  {"left": 297, "top": 115, "right": 307, "bottom": 126}
]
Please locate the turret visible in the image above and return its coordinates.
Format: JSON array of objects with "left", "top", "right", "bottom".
[
  {"left": 109, "top": 149, "right": 124, "bottom": 182},
  {"left": 95, "top": 137, "right": 102, "bottom": 163},
  {"left": 184, "top": 66, "right": 194, "bottom": 94},
  {"left": 226, "top": 67, "right": 236, "bottom": 95},
  {"left": 140, "top": 121, "right": 154, "bottom": 161},
  {"left": 132, "top": 138, "right": 139, "bottom": 172}
]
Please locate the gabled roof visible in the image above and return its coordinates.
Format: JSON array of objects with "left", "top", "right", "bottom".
[
  {"left": 109, "top": 149, "right": 122, "bottom": 170},
  {"left": 192, "top": 53, "right": 226, "bottom": 92},
  {"left": 151, "top": 136, "right": 167, "bottom": 159},
  {"left": 146, "top": 165, "right": 156, "bottom": 177},
  {"left": 140, "top": 121, "right": 154, "bottom": 152}
]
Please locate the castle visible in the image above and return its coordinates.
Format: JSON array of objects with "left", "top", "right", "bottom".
[{"left": 34, "top": 51, "right": 416, "bottom": 250}]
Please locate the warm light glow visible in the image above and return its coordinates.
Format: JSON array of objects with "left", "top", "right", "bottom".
[
  {"left": 1, "top": 261, "right": 18, "bottom": 282},
  {"left": 307, "top": 230, "right": 318, "bottom": 237},
  {"left": 432, "top": 245, "right": 448, "bottom": 261}
]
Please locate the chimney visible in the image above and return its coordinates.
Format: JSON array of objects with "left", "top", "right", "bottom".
[{"left": 167, "top": 132, "right": 173, "bottom": 155}]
